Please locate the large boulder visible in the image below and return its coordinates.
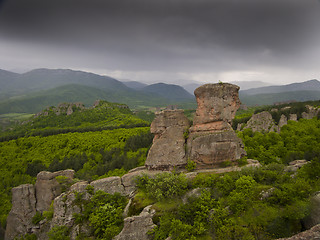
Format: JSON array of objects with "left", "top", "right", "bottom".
[
  {"left": 114, "top": 205, "right": 156, "bottom": 240},
  {"left": 188, "top": 83, "right": 246, "bottom": 168},
  {"left": 244, "top": 111, "right": 276, "bottom": 132},
  {"left": 188, "top": 131, "right": 246, "bottom": 168},
  {"left": 35, "top": 170, "right": 74, "bottom": 212},
  {"left": 145, "top": 110, "right": 190, "bottom": 170},
  {"left": 5, "top": 184, "right": 36, "bottom": 240}
]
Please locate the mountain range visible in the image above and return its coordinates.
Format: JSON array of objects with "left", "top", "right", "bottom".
[
  {"left": 0, "top": 68, "right": 195, "bottom": 114},
  {"left": 0, "top": 68, "right": 319, "bottom": 113}
]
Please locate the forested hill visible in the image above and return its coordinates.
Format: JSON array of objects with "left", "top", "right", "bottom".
[{"left": 0, "top": 100, "right": 149, "bottom": 141}]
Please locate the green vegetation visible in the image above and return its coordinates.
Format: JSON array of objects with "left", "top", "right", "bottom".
[
  {"left": 71, "top": 189, "right": 127, "bottom": 240},
  {"left": 239, "top": 118, "right": 320, "bottom": 164},
  {"left": 0, "top": 100, "right": 149, "bottom": 141},
  {"left": 0, "top": 126, "right": 152, "bottom": 231},
  {"left": 48, "top": 225, "right": 70, "bottom": 240},
  {"left": 132, "top": 160, "right": 320, "bottom": 239},
  {"left": 232, "top": 99, "right": 320, "bottom": 129}
]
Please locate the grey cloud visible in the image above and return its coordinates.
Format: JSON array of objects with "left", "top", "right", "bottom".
[{"left": 0, "top": 0, "right": 319, "bottom": 76}]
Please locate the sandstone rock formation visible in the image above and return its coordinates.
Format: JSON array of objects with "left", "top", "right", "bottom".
[
  {"left": 114, "top": 205, "right": 156, "bottom": 240},
  {"left": 5, "top": 184, "right": 36, "bottom": 240},
  {"left": 145, "top": 110, "right": 190, "bottom": 170},
  {"left": 289, "top": 114, "right": 298, "bottom": 121},
  {"left": 5, "top": 170, "right": 75, "bottom": 240},
  {"left": 278, "top": 114, "right": 288, "bottom": 131},
  {"left": 50, "top": 181, "right": 91, "bottom": 240},
  {"left": 35, "top": 170, "right": 74, "bottom": 212},
  {"left": 187, "top": 83, "right": 246, "bottom": 168},
  {"left": 302, "top": 105, "right": 320, "bottom": 119},
  {"left": 285, "top": 160, "right": 308, "bottom": 172},
  {"left": 243, "top": 111, "right": 276, "bottom": 132}
]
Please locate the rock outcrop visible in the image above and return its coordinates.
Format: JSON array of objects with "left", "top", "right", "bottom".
[
  {"left": 278, "top": 114, "right": 288, "bottom": 131},
  {"left": 187, "top": 83, "right": 246, "bottom": 168},
  {"left": 50, "top": 181, "right": 91, "bottom": 240},
  {"left": 114, "top": 205, "right": 156, "bottom": 240},
  {"left": 5, "top": 184, "right": 36, "bottom": 240},
  {"left": 145, "top": 110, "right": 190, "bottom": 170},
  {"left": 302, "top": 105, "right": 320, "bottom": 119},
  {"left": 35, "top": 170, "right": 74, "bottom": 212},
  {"left": 243, "top": 111, "right": 276, "bottom": 132},
  {"left": 90, "top": 176, "right": 125, "bottom": 195},
  {"left": 5, "top": 170, "right": 74, "bottom": 240}
]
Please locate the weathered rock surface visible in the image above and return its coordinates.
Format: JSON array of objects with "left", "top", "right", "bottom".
[
  {"left": 5, "top": 184, "right": 36, "bottom": 240},
  {"left": 35, "top": 170, "right": 74, "bottom": 212},
  {"left": 145, "top": 110, "right": 190, "bottom": 170},
  {"left": 289, "top": 114, "right": 297, "bottom": 121},
  {"left": 188, "top": 83, "right": 246, "bottom": 168},
  {"left": 277, "top": 224, "right": 320, "bottom": 239},
  {"left": 114, "top": 205, "right": 156, "bottom": 240},
  {"left": 244, "top": 111, "right": 276, "bottom": 132},
  {"left": 285, "top": 160, "right": 308, "bottom": 172},
  {"left": 302, "top": 105, "right": 320, "bottom": 119},
  {"left": 192, "top": 83, "right": 240, "bottom": 126},
  {"left": 90, "top": 176, "right": 125, "bottom": 195},
  {"left": 278, "top": 114, "right": 288, "bottom": 131},
  {"left": 188, "top": 131, "right": 246, "bottom": 168},
  {"left": 51, "top": 181, "right": 91, "bottom": 240}
]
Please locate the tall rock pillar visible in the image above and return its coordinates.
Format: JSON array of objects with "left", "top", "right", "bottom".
[
  {"left": 187, "top": 83, "right": 246, "bottom": 168},
  {"left": 145, "top": 110, "right": 190, "bottom": 170}
]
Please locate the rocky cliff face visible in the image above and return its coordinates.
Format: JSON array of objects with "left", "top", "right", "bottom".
[
  {"left": 5, "top": 170, "right": 75, "bottom": 240},
  {"left": 5, "top": 184, "right": 37, "bottom": 240},
  {"left": 187, "top": 83, "right": 246, "bottom": 168},
  {"left": 5, "top": 168, "right": 165, "bottom": 240},
  {"left": 35, "top": 170, "right": 74, "bottom": 212},
  {"left": 145, "top": 110, "right": 190, "bottom": 170}
]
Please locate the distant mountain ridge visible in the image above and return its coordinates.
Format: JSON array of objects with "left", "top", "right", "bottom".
[
  {"left": 0, "top": 68, "right": 196, "bottom": 113},
  {"left": 142, "top": 83, "right": 194, "bottom": 101},
  {"left": 122, "top": 81, "right": 148, "bottom": 90},
  {"left": 241, "top": 79, "right": 320, "bottom": 95}
]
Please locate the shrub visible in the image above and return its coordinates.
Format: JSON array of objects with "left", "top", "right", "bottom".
[
  {"left": 185, "top": 159, "right": 196, "bottom": 172},
  {"left": 137, "top": 173, "right": 188, "bottom": 201},
  {"left": 48, "top": 225, "right": 70, "bottom": 240},
  {"left": 31, "top": 211, "right": 44, "bottom": 225}
]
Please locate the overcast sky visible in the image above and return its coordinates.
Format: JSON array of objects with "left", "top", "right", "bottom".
[{"left": 0, "top": 0, "right": 319, "bottom": 84}]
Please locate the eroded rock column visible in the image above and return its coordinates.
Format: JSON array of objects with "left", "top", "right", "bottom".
[
  {"left": 187, "top": 83, "right": 246, "bottom": 168},
  {"left": 5, "top": 184, "right": 36, "bottom": 240},
  {"left": 145, "top": 110, "right": 190, "bottom": 170}
]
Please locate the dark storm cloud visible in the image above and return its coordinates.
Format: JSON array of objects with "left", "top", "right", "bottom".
[{"left": 0, "top": 0, "right": 319, "bottom": 74}]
